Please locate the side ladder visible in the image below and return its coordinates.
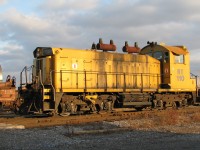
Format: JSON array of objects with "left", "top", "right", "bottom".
[{"left": 42, "top": 85, "right": 55, "bottom": 112}]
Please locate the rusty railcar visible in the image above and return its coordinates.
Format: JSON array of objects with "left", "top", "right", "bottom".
[{"left": 0, "top": 66, "right": 16, "bottom": 111}]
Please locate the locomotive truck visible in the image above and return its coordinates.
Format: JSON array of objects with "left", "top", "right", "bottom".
[{"left": 16, "top": 39, "right": 197, "bottom": 115}]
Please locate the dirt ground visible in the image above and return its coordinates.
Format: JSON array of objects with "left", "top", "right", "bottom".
[
  {"left": 1, "top": 106, "right": 200, "bottom": 129},
  {"left": 1, "top": 107, "right": 200, "bottom": 149}
]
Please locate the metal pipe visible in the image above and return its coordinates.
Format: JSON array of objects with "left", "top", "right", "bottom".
[
  {"left": 60, "top": 70, "right": 62, "bottom": 92},
  {"left": 141, "top": 73, "right": 143, "bottom": 92},
  {"left": 105, "top": 72, "right": 107, "bottom": 91},
  {"left": 123, "top": 73, "right": 126, "bottom": 92},
  {"left": 25, "top": 66, "right": 28, "bottom": 85},
  {"left": 84, "top": 71, "right": 87, "bottom": 92},
  {"left": 50, "top": 70, "right": 55, "bottom": 102},
  {"left": 39, "top": 69, "right": 44, "bottom": 102},
  {"left": 76, "top": 72, "right": 78, "bottom": 89},
  {"left": 20, "top": 66, "right": 27, "bottom": 87}
]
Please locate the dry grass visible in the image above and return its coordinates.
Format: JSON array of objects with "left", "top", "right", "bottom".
[
  {"left": 150, "top": 108, "right": 200, "bottom": 126},
  {"left": 190, "top": 113, "right": 200, "bottom": 122},
  {"left": 116, "top": 108, "right": 200, "bottom": 132},
  {"left": 154, "top": 109, "right": 180, "bottom": 126}
]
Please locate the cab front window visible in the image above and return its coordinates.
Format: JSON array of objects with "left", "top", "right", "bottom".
[
  {"left": 147, "top": 52, "right": 153, "bottom": 57},
  {"left": 154, "top": 51, "right": 163, "bottom": 60}
]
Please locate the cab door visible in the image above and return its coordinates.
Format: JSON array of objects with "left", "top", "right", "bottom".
[
  {"left": 153, "top": 51, "right": 170, "bottom": 88},
  {"left": 163, "top": 52, "right": 170, "bottom": 85}
]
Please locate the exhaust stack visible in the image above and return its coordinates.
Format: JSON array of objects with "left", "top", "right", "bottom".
[
  {"left": 122, "top": 41, "right": 140, "bottom": 53},
  {"left": 96, "top": 38, "right": 116, "bottom": 51}
]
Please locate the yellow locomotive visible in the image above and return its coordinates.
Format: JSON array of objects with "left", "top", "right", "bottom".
[{"left": 17, "top": 39, "right": 197, "bottom": 115}]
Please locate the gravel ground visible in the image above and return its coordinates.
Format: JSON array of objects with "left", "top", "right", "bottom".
[
  {"left": 1, "top": 122, "right": 200, "bottom": 150},
  {"left": 1, "top": 107, "right": 200, "bottom": 150}
]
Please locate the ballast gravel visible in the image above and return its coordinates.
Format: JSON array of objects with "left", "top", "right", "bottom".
[{"left": 0, "top": 122, "right": 200, "bottom": 150}]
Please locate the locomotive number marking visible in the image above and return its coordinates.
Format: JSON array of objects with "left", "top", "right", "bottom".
[
  {"left": 177, "top": 69, "right": 184, "bottom": 81},
  {"left": 177, "top": 76, "right": 184, "bottom": 81}
]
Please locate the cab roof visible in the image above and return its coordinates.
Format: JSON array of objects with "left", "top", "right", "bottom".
[
  {"left": 162, "top": 45, "right": 188, "bottom": 55},
  {"left": 140, "top": 43, "right": 188, "bottom": 55}
]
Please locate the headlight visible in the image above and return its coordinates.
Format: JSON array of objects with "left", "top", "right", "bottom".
[{"left": 36, "top": 49, "right": 40, "bottom": 57}]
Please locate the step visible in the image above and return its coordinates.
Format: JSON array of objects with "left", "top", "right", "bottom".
[
  {"left": 43, "top": 88, "right": 51, "bottom": 93},
  {"left": 43, "top": 95, "right": 51, "bottom": 100}
]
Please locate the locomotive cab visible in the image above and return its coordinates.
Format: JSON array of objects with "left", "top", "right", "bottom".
[{"left": 140, "top": 42, "right": 196, "bottom": 91}]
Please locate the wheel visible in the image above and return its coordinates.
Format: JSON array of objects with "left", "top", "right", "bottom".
[
  {"left": 61, "top": 102, "right": 77, "bottom": 115},
  {"left": 172, "top": 101, "right": 177, "bottom": 109},
  {"left": 70, "top": 103, "right": 78, "bottom": 114},
  {"left": 182, "top": 99, "right": 188, "bottom": 107},
  {"left": 104, "top": 101, "right": 112, "bottom": 111},
  {"left": 152, "top": 100, "right": 157, "bottom": 108},
  {"left": 178, "top": 101, "right": 182, "bottom": 108},
  {"left": 60, "top": 112, "right": 70, "bottom": 117},
  {"left": 135, "top": 107, "right": 143, "bottom": 111},
  {"left": 158, "top": 100, "right": 163, "bottom": 110}
]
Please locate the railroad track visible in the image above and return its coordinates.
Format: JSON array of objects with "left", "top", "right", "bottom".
[
  {"left": 0, "top": 111, "right": 17, "bottom": 118},
  {"left": 0, "top": 106, "right": 200, "bottom": 129}
]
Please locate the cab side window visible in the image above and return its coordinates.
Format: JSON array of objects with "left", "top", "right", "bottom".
[{"left": 174, "top": 55, "right": 184, "bottom": 64}]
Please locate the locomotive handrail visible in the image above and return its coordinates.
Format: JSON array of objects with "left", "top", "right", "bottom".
[
  {"left": 55, "top": 70, "right": 161, "bottom": 92},
  {"left": 57, "top": 69, "right": 160, "bottom": 76},
  {"left": 50, "top": 70, "right": 56, "bottom": 102},
  {"left": 20, "top": 66, "right": 27, "bottom": 87},
  {"left": 141, "top": 73, "right": 143, "bottom": 92},
  {"left": 39, "top": 69, "right": 44, "bottom": 87},
  {"left": 20, "top": 65, "right": 34, "bottom": 88},
  {"left": 60, "top": 70, "right": 63, "bottom": 91},
  {"left": 190, "top": 73, "right": 198, "bottom": 78},
  {"left": 190, "top": 73, "right": 199, "bottom": 97},
  {"left": 39, "top": 69, "right": 45, "bottom": 103},
  {"left": 84, "top": 71, "right": 87, "bottom": 92}
]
